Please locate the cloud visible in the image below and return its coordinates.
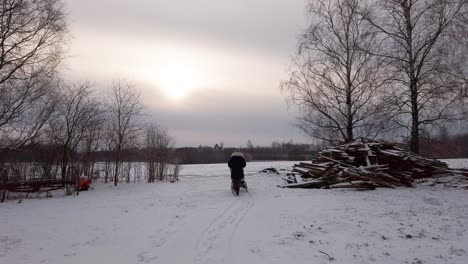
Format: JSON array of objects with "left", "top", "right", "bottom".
[
  {"left": 69, "top": 0, "right": 306, "bottom": 56},
  {"left": 65, "top": 0, "right": 310, "bottom": 146},
  {"left": 145, "top": 87, "right": 309, "bottom": 147}
]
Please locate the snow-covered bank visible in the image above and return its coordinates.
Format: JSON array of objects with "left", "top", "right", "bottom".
[
  {"left": 441, "top": 158, "right": 468, "bottom": 169},
  {"left": 1, "top": 161, "right": 468, "bottom": 264}
]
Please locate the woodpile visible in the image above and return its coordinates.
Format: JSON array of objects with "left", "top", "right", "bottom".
[{"left": 281, "top": 139, "right": 466, "bottom": 190}]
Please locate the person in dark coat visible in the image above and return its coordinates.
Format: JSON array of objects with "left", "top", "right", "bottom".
[{"left": 228, "top": 151, "right": 246, "bottom": 180}]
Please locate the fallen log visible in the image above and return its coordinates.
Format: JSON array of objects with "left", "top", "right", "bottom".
[{"left": 281, "top": 179, "right": 329, "bottom": 189}]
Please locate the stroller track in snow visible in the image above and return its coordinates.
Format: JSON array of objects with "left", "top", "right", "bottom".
[
  {"left": 227, "top": 191, "right": 255, "bottom": 262},
  {"left": 194, "top": 190, "right": 255, "bottom": 264}
]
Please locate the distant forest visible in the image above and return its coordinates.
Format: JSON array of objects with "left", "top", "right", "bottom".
[
  {"left": 0, "top": 141, "right": 317, "bottom": 165},
  {"left": 420, "top": 133, "right": 468, "bottom": 159},
  {"left": 2, "top": 133, "right": 467, "bottom": 167}
]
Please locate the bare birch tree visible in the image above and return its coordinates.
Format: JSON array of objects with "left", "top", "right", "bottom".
[
  {"left": 282, "top": 0, "right": 390, "bottom": 144},
  {"left": 48, "top": 83, "right": 102, "bottom": 182},
  {"left": 102, "top": 124, "right": 114, "bottom": 184},
  {"left": 106, "top": 79, "right": 142, "bottom": 186},
  {"left": 363, "top": 0, "right": 467, "bottom": 153},
  {"left": 145, "top": 124, "right": 174, "bottom": 183},
  {"left": 79, "top": 117, "right": 103, "bottom": 179},
  {"left": 0, "top": 0, "right": 67, "bottom": 149}
]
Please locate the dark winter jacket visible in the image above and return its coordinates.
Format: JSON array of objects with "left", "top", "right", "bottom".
[{"left": 228, "top": 152, "right": 246, "bottom": 179}]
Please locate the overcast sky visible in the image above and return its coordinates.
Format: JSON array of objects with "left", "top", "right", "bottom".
[{"left": 66, "top": 0, "right": 310, "bottom": 147}]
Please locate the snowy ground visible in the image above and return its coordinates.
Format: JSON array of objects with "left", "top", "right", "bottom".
[
  {"left": 1, "top": 160, "right": 468, "bottom": 264},
  {"left": 441, "top": 159, "right": 468, "bottom": 170}
]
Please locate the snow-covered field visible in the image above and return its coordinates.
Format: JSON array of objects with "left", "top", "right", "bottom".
[
  {"left": 1, "top": 160, "right": 468, "bottom": 264},
  {"left": 441, "top": 158, "right": 468, "bottom": 170}
]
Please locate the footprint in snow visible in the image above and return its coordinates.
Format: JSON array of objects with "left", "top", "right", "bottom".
[
  {"left": 293, "top": 232, "right": 305, "bottom": 240},
  {"left": 137, "top": 252, "right": 159, "bottom": 263},
  {"left": 151, "top": 237, "right": 167, "bottom": 247},
  {"left": 249, "top": 247, "right": 262, "bottom": 255},
  {"left": 0, "top": 236, "right": 22, "bottom": 257},
  {"left": 423, "top": 197, "right": 442, "bottom": 206}
]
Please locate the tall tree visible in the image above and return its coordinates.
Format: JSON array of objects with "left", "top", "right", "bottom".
[
  {"left": 282, "top": 0, "right": 389, "bottom": 144},
  {"left": 363, "top": 0, "right": 467, "bottom": 153},
  {"left": 0, "top": 0, "right": 67, "bottom": 149},
  {"left": 79, "top": 115, "right": 103, "bottom": 179},
  {"left": 145, "top": 124, "right": 174, "bottom": 183},
  {"left": 48, "top": 83, "right": 102, "bottom": 181},
  {"left": 106, "top": 79, "right": 142, "bottom": 186}
]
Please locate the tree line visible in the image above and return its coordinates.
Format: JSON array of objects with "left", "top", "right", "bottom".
[
  {"left": 282, "top": 0, "right": 468, "bottom": 154},
  {"left": 420, "top": 130, "right": 468, "bottom": 158},
  {"left": 174, "top": 141, "right": 316, "bottom": 164},
  {"left": 2, "top": 140, "right": 316, "bottom": 166}
]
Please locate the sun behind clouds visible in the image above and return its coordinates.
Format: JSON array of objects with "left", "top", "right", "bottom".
[{"left": 154, "top": 62, "right": 203, "bottom": 100}]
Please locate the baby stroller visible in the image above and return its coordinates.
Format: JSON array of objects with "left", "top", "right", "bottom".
[
  {"left": 228, "top": 151, "right": 247, "bottom": 196},
  {"left": 231, "top": 178, "right": 248, "bottom": 196}
]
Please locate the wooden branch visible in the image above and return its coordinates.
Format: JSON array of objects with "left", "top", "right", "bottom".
[{"left": 318, "top": 250, "right": 335, "bottom": 262}]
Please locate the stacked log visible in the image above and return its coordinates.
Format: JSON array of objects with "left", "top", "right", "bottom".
[{"left": 281, "top": 139, "right": 461, "bottom": 190}]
